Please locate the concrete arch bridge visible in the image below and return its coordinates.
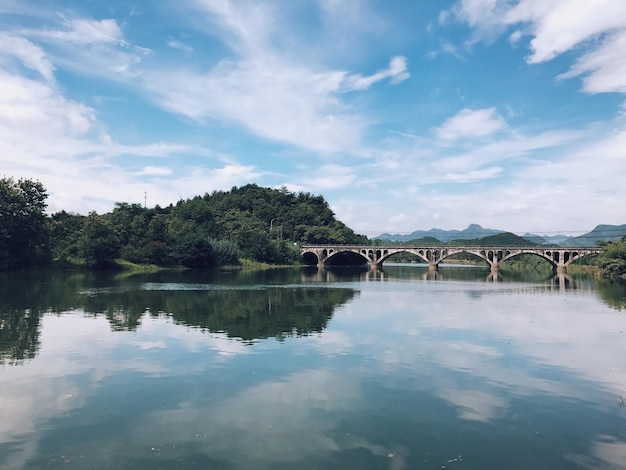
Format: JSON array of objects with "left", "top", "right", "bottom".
[{"left": 300, "top": 245, "right": 601, "bottom": 273}]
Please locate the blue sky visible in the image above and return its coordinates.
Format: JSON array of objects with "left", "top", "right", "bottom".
[{"left": 1, "top": 0, "right": 625, "bottom": 236}]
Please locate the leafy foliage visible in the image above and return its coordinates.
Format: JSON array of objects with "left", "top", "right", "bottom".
[
  {"left": 0, "top": 177, "right": 50, "bottom": 270},
  {"left": 597, "top": 237, "right": 626, "bottom": 280},
  {"left": 2, "top": 179, "right": 368, "bottom": 270},
  {"left": 78, "top": 212, "right": 121, "bottom": 269},
  {"left": 453, "top": 232, "right": 537, "bottom": 246}
]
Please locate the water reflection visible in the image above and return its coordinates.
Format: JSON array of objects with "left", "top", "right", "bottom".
[
  {"left": 326, "top": 263, "right": 615, "bottom": 296},
  {"left": 0, "top": 270, "right": 357, "bottom": 364},
  {"left": 0, "top": 308, "right": 41, "bottom": 365},
  {"left": 1, "top": 267, "right": 626, "bottom": 469},
  {"left": 596, "top": 280, "right": 626, "bottom": 311},
  {"left": 2, "top": 267, "right": 625, "bottom": 366}
]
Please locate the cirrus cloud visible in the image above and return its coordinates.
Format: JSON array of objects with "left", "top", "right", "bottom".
[{"left": 434, "top": 107, "right": 507, "bottom": 141}]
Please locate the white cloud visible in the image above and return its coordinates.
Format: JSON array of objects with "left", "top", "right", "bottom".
[
  {"left": 167, "top": 39, "right": 194, "bottom": 53},
  {"left": 15, "top": 16, "right": 149, "bottom": 81},
  {"left": 449, "top": 0, "right": 511, "bottom": 43},
  {"left": 136, "top": 1, "right": 407, "bottom": 154},
  {"left": 143, "top": 61, "right": 366, "bottom": 153},
  {"left": 332, "top": 120, "right": 617, "bottom": 234},
  {"left": 557, "top": 30, "right": 626, "bottom": 94},
  {"left": 435, "top": 107, "right": 507, "bottom": 141},
  {"left": 504, "top": 0, "right": 626, "bottom": 64},
  {"left": 137, "top": 166, "right": 173, "bottom": 176},
  {"left": 26, "top": 17, "right": 127, "bottom": 45},
  {"left": 0, "top": 71, "right": 95, "bottom": 139},
  {"left": 343, "top": 55, "right": 409, "bottom": 91},
  {"left": 508, "top": 29, "right": 522, "bottom": 44},
  {"left": 447, "top": 0, "right": 626, "bottom": 94},
  {"left": 0, "top": 34, "right": 54, "bottom": 81},
  {"left": 170, "top": 164, "right": 264, "bottom": 201},
  {"left": 439, "top": 40, "right": 463, "bottom": 58},
  {"left": 445, "top": 166, "right": 502, "bottom": 182},
  {"left": 289, "top": 164, "right": 357, "bottom": 191},
  {"left": 0, "top": 63, "right": 216, "bottom": 214}
]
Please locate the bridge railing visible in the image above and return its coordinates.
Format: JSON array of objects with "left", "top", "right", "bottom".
[{"left": 300, "top": 245, "right": 601, "bottom": 251}]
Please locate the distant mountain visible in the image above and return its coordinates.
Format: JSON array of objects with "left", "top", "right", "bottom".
[
  {"left": 521, "top": 233, "right": 547, "bottom": 244},
  {"left": 453, "top": 232, "right": 537, "bottom": 246},
  {"left": 561, "top": 224, "right": 626, "bottom": 247},
  {"left": 521, "top": 233, "right": 571, "bottom": 245},
  {"left": 404, "top": 236, "right": 445, "bottom": 245},
  {"left": 376, "top": 224, "right": 503, "bottom": 242},
  {"left": 376, "top": 223, "right": 626, "bottom": 247}
]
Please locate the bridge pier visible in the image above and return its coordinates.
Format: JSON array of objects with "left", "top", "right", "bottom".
[
  {"left": 490, "top": 263, "right": 499, "bottom": 273},
  {"left": 556, "top": 265, "right": 567, "bottom": 274},
  {"left": 428, "top": 263, "right": 438, "bottom": 271}
]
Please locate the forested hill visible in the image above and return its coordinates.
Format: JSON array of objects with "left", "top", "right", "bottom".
[
  {"left": 451, "top": 232, "right": 537, "bottom": 246},
  {"left": 373, "top": 232, "right": 536, "bottom": 247},
  {"left": 1, "top": 177, "right": 367, "bottom": 271}
]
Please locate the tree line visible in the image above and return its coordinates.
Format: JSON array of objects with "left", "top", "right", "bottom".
[
  {"left": 0, "top": 177, "right": 367, "bottom": 271},
  {"left": 1, "top": 176, "right": 624, "bottom": 279}
]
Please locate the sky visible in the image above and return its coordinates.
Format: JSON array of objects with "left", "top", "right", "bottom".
[{"left": 1, "top": 0, "right": 625, "bottom": 237}]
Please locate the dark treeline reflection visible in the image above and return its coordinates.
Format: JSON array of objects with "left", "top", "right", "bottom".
[
  {"left": 81, "top": 285, "right": 356, "bottom": 341},
  {"left": 2, "top": 266, "right": 624, "bottom": 365},
  {"left": 0, "top": 308, "right": 40, "bottom": 365},
  {"left": 0, "top": 269, "right": 357, "bottom": 364},
  {"left": 595, "top": 280, "right": 626, "bottom": 311}
]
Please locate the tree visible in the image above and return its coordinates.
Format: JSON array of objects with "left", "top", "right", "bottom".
[
  {"left": 170, "top": 234, "right": 215, "bottom": 267},
  {"left": 597, "top": 237, "right": 626, "bottom": 280},
  {"left": 78, "top": 212, "right": 121, "bottom": 269},
  {"left": 48, "top": 211, "right": 85, "bottom": 263},
  {"left": 0, "top": 177, "right": 50, "bottom": 270},
  {"left": 209, "top": 238, "right": 240, "bottom": 266}
]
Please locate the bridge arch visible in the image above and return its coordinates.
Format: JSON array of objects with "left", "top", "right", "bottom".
[
  {"left": 300, "top": 245, "right": 600, "bottom": 271},
  {"left": 325, "top": 249, "right": 369, "bottom": 266},
  {"left": 377, "top": 248, "right": 438, "bottom": 265}
]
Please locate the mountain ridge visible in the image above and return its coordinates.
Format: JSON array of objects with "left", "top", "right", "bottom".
[{"left": 375, "top": 223, "right": 626, "bottom": 247}]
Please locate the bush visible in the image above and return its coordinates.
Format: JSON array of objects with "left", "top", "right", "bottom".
[{"left": 597, "top": 237, "right": 626, "bottom": 280}]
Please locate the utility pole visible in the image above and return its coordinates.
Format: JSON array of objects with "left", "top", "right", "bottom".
[{"left": 144, "top": 191, "right": 147, "bottom": 208}]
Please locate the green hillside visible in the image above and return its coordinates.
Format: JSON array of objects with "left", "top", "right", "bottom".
[
  {"left": 2, "top": 178, "right": 367, "bottom": 270},
  {"left": 454, "top": 232, "right": 538, "bottom": 246}
]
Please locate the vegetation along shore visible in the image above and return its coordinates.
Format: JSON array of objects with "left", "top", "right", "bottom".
[{"left": 1, "top": 176, "right": 624, "bottom": 280}]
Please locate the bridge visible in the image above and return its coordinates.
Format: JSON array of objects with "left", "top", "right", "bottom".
[{"left": 300, "top": 245, "right": 601, "bottom": 273}]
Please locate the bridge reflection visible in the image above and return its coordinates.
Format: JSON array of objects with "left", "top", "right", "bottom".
[{"left": 301, "top": 265, "right": 586, "bottom": 292}]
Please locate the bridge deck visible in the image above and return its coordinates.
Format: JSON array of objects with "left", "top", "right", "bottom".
[{"left": 300, "top": 245, "right": 601, "bottom": 272}]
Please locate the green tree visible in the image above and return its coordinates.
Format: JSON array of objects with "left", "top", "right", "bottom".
[
  {"left": 597, "top": 237, "right": 626, "bottom": 280},
  {"left": 48, "top": 210, "right": 85, "bottom": 263},
  {"left": 208, "top": 238, "right": 240, "bottom": 265},
  {"left": 0, "top": 177, "right": 50, "bottom": 270},
  {"left": 170, "top": 234, "right": 216, "bottom": 267},
  {"left": 78, "top": 212, "right": 121, "bottom": 269},
  {"left": 145, "top": 214, "right": 171, "bottom": 265}
]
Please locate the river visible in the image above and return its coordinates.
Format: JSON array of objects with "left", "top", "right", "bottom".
[{"left": 1, "top": 265, "right": 625, "bottom": 469}]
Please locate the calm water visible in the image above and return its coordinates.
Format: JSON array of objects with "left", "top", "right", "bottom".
[{"left": 1, "top": 266, "right": 626, "bottom": 469}]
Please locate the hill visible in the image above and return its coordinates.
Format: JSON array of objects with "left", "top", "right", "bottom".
[
  {"left": 4, "top": 179, "right": 370, "bottom": 271},
  {"left": 377, "top": 224, "right": 502, "bottom": 242},
  {"left": 561, "top": 224, "right": 626, "bottom": 247},
  {"left": 378, "top": 223, "right": 626, "bottom": 247},
  {"left": 454, "top": 232, "right": 537, "bottom": 246}
]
